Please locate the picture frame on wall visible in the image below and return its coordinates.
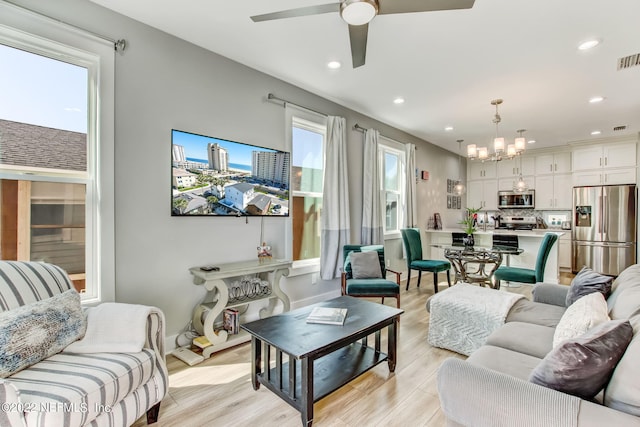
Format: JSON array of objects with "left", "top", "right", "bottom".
[{"left": 447, "top": 195, "right": 452, "bottom": 209}]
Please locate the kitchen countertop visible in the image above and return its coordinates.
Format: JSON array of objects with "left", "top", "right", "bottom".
[{"left": 424, "top": 228, "right": 566, "bottom": 237}]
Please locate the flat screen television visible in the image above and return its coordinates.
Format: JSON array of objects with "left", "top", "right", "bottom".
[{"left": 171, "top": 129, "right": 290, "bottom": 217}]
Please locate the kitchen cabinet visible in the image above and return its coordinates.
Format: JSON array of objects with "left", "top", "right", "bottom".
[
  {"left": 573, "top": 167, "right": 637, "bottom": 186},
  {"left": 496, "top": 156, "right": 535, "bottom": 178},
  {"left": 467, "top": 179, "right": 498, "bottom": 210},
  {"left": 498, "top": 175, "right": 535, "bottom": 191},
  {"left": 572, "top": 142, "right": 636, "bottom": 171},
  {"left": 468, "top": 161, "right": 497, "bottom": 180},
  {"left": 535, "top": 173, "right": 572, "bottom": 210},
  {"left": 534, "top": 152, "right": 572, "bottom": 175},
  {"left": 559, "top": 234, "right": 571, "bottom": 270}
]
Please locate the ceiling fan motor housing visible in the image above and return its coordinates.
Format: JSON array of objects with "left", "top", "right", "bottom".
[{"left": 340, "top": 0, "right": 379, "bottom": 26}]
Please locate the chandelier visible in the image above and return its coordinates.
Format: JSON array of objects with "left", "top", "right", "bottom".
[{"left": 467, "top": 99, "right": 526, "bottom": 162}]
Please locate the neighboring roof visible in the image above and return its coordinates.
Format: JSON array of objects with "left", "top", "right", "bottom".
[
  {"left": 227, "top": 182, "right": 254, "bottom": 193},
  {"left": 0, "top": 119, "right": 86, "bottom": 171},
  {"left": 247, "top": 194, "right": 271, "bottom": 211},
  {"left": 173, "top": 168, "right": 196, "bottom": 177}
]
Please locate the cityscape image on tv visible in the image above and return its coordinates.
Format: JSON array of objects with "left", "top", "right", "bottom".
[{"left": 171, "top": 129, "right": 290, "bottom": 216}]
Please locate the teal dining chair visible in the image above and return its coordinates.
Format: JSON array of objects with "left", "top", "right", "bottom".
[
  {"left": 401, "top": 228, "right": 451, "bottom": 293},
  {"left": 492, "top": 233, "right": 558, "bottom": 289},
  {"left": 341, "top": 245, "right": 401, "bottom": 308}
]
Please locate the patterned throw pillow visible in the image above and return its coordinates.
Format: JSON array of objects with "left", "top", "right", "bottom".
[
  {"left": 0, "top": 289, "right": 86, "bottom": 378},
  {"left": 553, "top": 292, "right": 609, "bottom": 347}
]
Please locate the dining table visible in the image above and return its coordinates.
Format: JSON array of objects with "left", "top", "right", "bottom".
[{"left": 430, "top": 244, "right": 524, "bottom": 288}]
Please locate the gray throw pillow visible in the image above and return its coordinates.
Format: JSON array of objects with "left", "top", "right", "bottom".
[
  {"left": 350, "top": 251, "right": 382, "bottom": 279},
  {"left": 566, "top": 266, "right": 614, "bottom": 306},
  {"left": 529, "top": 319, "right": 633, "bottom": 400}
]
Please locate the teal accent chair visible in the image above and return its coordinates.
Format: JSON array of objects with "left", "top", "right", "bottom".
[
  {"left": 341, "top": 245, "right": 401, "bottom": 308},
  {"left": 400, "top": 228, "right": 451, "bottom": 293},
  {"left": 492, "top": 233, "right": 558, "bottom": 290}
]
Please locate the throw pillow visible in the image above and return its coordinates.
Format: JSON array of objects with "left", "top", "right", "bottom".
[
  {"left": 553, "top": 292, "right": 609, "bottom": 347},
  {"left": 529, "top": 319, "right": 633, "bottom": 400},
  {"left": 0, "top": 289, "right": 86, "bottom": 378},
  {"left": 350, "top": 251, "right": 383, "bottom": 279},
  {"left": 566, "top": 266, "right": 614, "bottom": 306}
]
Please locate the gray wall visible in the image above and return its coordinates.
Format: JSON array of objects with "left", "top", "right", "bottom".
[{"left": 14, "top": 0, "right": 466, "bottom": 342}]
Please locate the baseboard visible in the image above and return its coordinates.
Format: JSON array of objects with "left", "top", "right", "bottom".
[{"left": 290, "top": 290, "right": 342, "bottom": 310}]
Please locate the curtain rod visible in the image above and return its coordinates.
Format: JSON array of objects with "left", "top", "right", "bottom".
[
  {"left": 3, "top": 0, "right": 126, "bottom": 52},
  {"left": 354, "top": 122, "right": 413, "bottom": 147},
  {"left": 267, "top": 93, "right": 327, "bottom": 117}
]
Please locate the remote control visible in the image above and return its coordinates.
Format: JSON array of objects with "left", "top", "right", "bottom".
[
  {"left": 200, "top": 266, "right": 220, "bottom": 272},
  {"left": 172, "top": 347, "right": 204, "bottom": 366}
]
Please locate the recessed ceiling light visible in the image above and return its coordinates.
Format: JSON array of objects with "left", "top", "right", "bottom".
[
  {"left": 445, "top": 126, "right": 453, "bottom": 131},
  {"left": 591, "top": 130, "right": 602, "bottom": 136},
  {"left": 589, "top": 96, "right": 605, "bottom": 103},
  {"left": 527, "top": 139, "right": 536, "bottom": 144},
  {"left": 393, "top": 97, "right": 405, "bottom": 105},
  {"left": 327, "top": 61, "right": 341, "bottom": 69},
  {"left": 578, "top": 39, "right": 600, "bottom": 50}
]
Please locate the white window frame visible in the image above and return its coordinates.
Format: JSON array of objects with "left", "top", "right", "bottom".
[
  {"left": 285, "top": 108, "right": 327, "bottom": 271},
  {"left": 0, "top": 3, "right": 115, "bottom": 304},
  {"left": 379, "top": 137, "right": 406, "bottom": 239}
]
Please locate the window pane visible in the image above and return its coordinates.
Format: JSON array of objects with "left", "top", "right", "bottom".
[
  {"left": 0, "top": 43, "right": 88, "bottom": 172},
  {"left": 292, "top": 127, "right": 323, "bottom": 194},
  {"left": 292, "top": 196, "right": 322, "bottom": 261},
  {"left": 386, "top": 192, "right": 398, "bottom": 231},
  {"left": 384, "top": 152, "right": 398, "bottom": 191}
]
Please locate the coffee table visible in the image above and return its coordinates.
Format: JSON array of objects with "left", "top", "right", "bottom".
[{"left": 241, "top": 296, "right": 403, "bottom": 426}]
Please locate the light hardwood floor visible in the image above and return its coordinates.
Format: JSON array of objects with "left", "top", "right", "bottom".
[{"left": 134, "top": 273, "right": 572, "bottom": 427}]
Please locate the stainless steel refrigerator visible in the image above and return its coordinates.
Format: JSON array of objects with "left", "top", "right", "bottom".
[{"left": 573, "top": 184, "right": 637, "bottom": 276}]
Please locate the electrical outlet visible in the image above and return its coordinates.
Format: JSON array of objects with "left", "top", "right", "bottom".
[
  {"left": 311, "top": 272, "right": 318, "bottom": 285},
  {"left": 386, "top": 259, "right": 391, "bottom": 267}
]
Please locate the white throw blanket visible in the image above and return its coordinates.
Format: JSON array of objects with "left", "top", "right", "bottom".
[
  {"left": 428, "top": 283, "right": 525, "bottom": 356},
  {"left": 64, "top": 303, "right": 152, "bottom": 353}
]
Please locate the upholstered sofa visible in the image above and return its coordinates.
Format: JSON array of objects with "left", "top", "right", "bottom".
[
  {"left": 0, "top": 261, "right": 168, "bottom": 426},
  {"left": 437, "top": 264, "right": 640, "bottom": 426}
]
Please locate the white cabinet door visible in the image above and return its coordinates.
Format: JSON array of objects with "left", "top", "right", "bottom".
[
  {"left": 573, "top": 146, "right": 604, "bottom": 171},
  {"left": 520, "top": 156, "right": 536, "bottom": 176},
  {"left": 535, "top": 154, "right": 555, "bottom": 175},
  {"left": 468, "top": 162, "right": 486, "bottom": 180},
  {"left": 482, "top": 162, "right": 497, "bottom": 179},
  {"left": 497, "top": 160, "right": 519, "bottom": 178},
  {"left": 559, "top": 239, "right": 571, "bottom": 269},
  {"left": 483, "top": 180, "right": 498, "bottom": 210},
  {"left": 467, "top": 180, "right": 484, "bottom": 209},
  {"left": 604, "top": 167, "right": 637, "bottom": 185},
  {"left": 553, "top": 173, "right": 573, "bottom": 209},
  {"left": 535, "top": 175, "right": 554, "bottom": 209},
  {"left": 604, "top": 143, "right": 637, "bottom": 168},
  {"left": 554, "top": 152, "right": 572, "bottom": 173}
]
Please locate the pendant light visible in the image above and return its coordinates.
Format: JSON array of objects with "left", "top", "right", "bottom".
[
  {"left": 453, "top": 139, "right": 465, "bottom": 195},
  {"left": 513, "top": 130, "right": 529, "bottom": 192}
]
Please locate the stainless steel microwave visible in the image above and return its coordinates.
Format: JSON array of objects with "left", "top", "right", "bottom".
[{"left": 497, "top": 190, "right": 535, "bottom": 209}]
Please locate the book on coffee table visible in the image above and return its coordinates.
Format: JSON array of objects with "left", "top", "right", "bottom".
[{"left": 306, "top": 307, "right": 348, "bottom": 325}]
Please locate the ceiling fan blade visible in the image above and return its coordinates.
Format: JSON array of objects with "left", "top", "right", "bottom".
[
  {"left": 378, "top": 0, "right": 475, "bottom": 15},
  {"left": 251, "top": 3, "right": 341, "bottom": 22},
  {"left": 348, "top": 24, "right": 368, "bottom": 68}
]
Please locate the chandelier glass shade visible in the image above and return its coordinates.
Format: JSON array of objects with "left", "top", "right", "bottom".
[
  {"left": 453, "top": 139, "right": 466, "bottom": 196},
  {"left": 467, "top": 99, "right": 526, "bottom": 162}
]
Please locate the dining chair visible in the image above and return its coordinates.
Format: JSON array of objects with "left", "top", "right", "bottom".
[
  {"left": 401, "top": 228, "right": 451, "bottom": 293},
  {"left": 341, "top": 245, "right": 401, "bottom": 308},
  {"left": 492, "top": 233, "right": 558, "bottom": 289}
]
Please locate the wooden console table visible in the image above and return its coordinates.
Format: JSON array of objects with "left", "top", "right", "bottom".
[{"left": 189, "top": 258, "right": 291, "bottom": 358}]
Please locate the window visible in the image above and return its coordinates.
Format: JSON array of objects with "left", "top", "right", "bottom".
[
  {"left": 0, "top": 16, "right": 114, "bottom": 303},
  {"left": 380, "top": 139, "right": 406, "bottom": 235},
  {"left": 290, "top": 117, "right": 325, "bottom": 262}
]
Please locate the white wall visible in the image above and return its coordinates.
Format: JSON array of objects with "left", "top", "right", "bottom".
[{"left": 13, "top": 0, "right": 465, "bottom": 340}]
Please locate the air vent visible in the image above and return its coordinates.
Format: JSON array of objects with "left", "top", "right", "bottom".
[
  {"left": 618, "top": 53, "right": 640, "bottom": 70},
  {"left": 613, "top": 125, "right": 627, "bottom": 132}
]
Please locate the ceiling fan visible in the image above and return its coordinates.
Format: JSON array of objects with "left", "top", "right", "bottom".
[{"left": 251, "top": 0, "right": 475, "bottom": 68}]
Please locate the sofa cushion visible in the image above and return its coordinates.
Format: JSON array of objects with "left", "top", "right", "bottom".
[
  {"left": 529, "top": 319, "right": 633, "bottom": 400},
  {"left": 8, "top": 349, "right": 155, "bottom": 426},
  {"left": 609, "top": 286, "right": 640, "bottom": 321},
  {"left": 467, "top": 345, "right": 542, "bottom": 381},
  {"left": 607, "top": 264, "right": 640, "bottom": 311},
  {"left": 346, "top": 279, "right": 399, "bottom": 296},
  {"left": 349, "top": 251, "right": 382, "bottom": 279},
  {"left": 506, "top": 298, "right": 566, "bottom": 327},
  {"left": 604, "top": 314, "right": 640, "bottom": 416},
  {"left": 485, "top": 322, "right": 555, "bottom": 359},
  {"left": 553, "top": 292, "right": 609, "bottom": 347},
  {"left": 0, "top": 289, "right": 86, "bottom": 378},
  {"left": 566, "top": 266, "right": 613, "bottom": 306}
]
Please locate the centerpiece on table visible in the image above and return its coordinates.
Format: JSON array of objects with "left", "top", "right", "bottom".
[{"left": 460, "top": 207, "right": 481, "bottom": 248}]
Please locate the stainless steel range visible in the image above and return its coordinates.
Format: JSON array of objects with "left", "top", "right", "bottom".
[{"left": 495, "top": 216, "right": 537, "bottom": 231}]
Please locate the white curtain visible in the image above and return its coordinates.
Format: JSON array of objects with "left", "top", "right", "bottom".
[
  {"left": 320, "top": 116, "right": 351, "bottom": 280},
  {"left": 404, "top": 143, "right": 418, "bottom": 227},
  {"left": 361, "top": 128, "right": 384, "bottom": 245}
]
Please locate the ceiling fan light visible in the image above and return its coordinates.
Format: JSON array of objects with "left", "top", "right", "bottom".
[{"left": 341, "top": 0, "right": 378, "bottom": 26}]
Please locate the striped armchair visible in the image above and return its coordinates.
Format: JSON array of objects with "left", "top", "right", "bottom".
[{"left": 0, "top": 261, "right": 168, "bottom": 427}]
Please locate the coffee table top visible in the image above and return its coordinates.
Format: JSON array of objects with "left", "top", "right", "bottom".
[{"left": 241, "top": 296, "right": 403, "bottom": 358}]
